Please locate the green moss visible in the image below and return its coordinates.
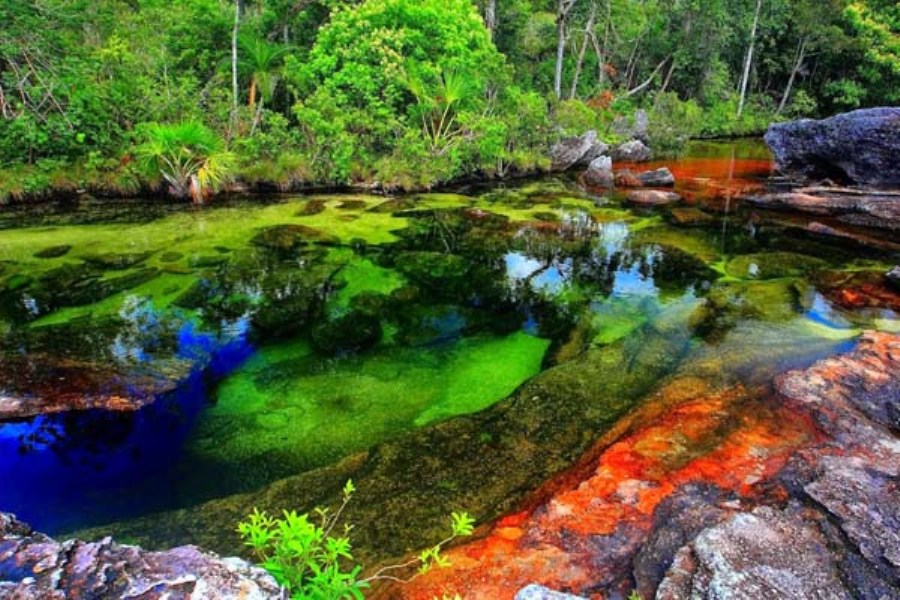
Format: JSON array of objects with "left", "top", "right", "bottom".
[
  {"left": 726, "top": 252, "right": 828, "bottom": 280},
  {"left": 189, "top": 331, "right": 549, "bottom": 485},
  {"left": 328, "top": 258, "right": 406, "bottom": 314},
  {"left": 591, "top": 299, "right": 649, "bottom": 346}
]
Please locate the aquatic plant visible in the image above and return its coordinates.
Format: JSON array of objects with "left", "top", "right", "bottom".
[{"left": 237, "top": 480, "right": 475, "bottom": 599}]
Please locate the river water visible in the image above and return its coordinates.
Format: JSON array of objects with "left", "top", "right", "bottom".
[{"left": 0, "top": 140, "right": 897, "bottom": 557}]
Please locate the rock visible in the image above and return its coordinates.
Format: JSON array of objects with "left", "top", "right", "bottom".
[
  {"left": 251, "top": 224, "right": 338, "bottom": 252},
  {"left": 632, "top": 484, "right": 733, "bottom": 599},
  {"left": 764, "top": 107, "right": 900, "bottom": 187},
  {"left": 550, "top": 130, "right": 610, "bottom": 172},
  {"left": 612, "top": 109, "right": 650, "bottom": 143},
  {"left": 159, "top": 251, "right": 183, "bottom": 263},
  {"left": 743, "top": 189, "right": 900, "bottom": 231},
  {"left": 638, "top": 167, "right": 675, "bottom": 187},
  {"left": 80, "top": 252, "right": 151, "bottom": 270},
  {"left": 669, "top": 208, "right": 715, "bottom": 226},
  {"left": 888, "top": 266, "right": 900, "bottom": 291},
  {"left": 515, "top": 584, "right": 586, "bottom": 600},
  {"left": 657, "top": 507, "right": 851, "bottom": 599},
  {"left": 33, "top": 245, "right": 72, "bottom": 259},
  {"left": 310, "top": 311, "right": 383, "bottom": 355},
  {"left": 297, "top": 198, "right": 327, "bottom": 215},
  {"left": 611, "top": 139, "right": 652, "bottom": 163},
  {"left": 0, "top": 512, "right": 281, "bottom": 599},
  {"left": 625, "top": 190, "right": 681, "bottom": 206},
  {"left": 582, "top": 156, "right": 614, "bottom": 188},
  {"left": 776, "top": 332, "right": 900, "bottom": 588},
  {"left": 616, "top": 167, "right": 675, "bottom": 188}
]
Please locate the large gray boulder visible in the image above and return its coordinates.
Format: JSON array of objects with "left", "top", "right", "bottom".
[
  {"left": 582, "top": 155, "right": 614, "bottom": 188},
  {"left": 657, "top": 507, "right": 852, "bottom": 600},
  {"left": 0, "top": 513, "right": 282, "bottom": 599},
  {"left": 611, "top": 139, "right": 652, "bottom": 163},
  {"left": 550, "top": 130, "right": 609, "bottom": 171},
  {"left": 765, "top": 107, "right": 900, "bottom": 188}
]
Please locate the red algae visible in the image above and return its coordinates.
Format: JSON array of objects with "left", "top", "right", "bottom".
[{"left": 396, "top": 380, "right": 816, "bottom": 600}]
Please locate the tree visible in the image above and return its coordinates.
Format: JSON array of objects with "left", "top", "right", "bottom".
[
  {"left": 554, "top": 0, "right": 579, "bottom": 99},
  {"left": 136, "top": 121, "right": 235, "bottom": 203},
  {"left": 239, "top": 35, "right": 289, "bottom": 132},
  {"left": 737, "top": 0, "right": 764, "bottom": 118}
]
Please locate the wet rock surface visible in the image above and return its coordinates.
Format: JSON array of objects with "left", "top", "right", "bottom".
[
  {"left": 615, "top": 167, "right": 675, "bottom": 188},
  {"left": 0, "top": 513, "right": 280, "bottom": 599},
  {"left": 549, "top": 130, "right": 609, "bottom": 172},
  {"left": 626, "top": 190, "right": 681, "bottom": 206},
  {"left": 765, "top": 107, "right": 900, "bottom": 188},
  {"left": 399, "top": 332, "right": 900, "bottom": 599},
  {"left": 612, "top": 140, "right": 652, "bottom": 163},
  {"left": 744, "top": 188, "right": 900, "bottom": 231}
]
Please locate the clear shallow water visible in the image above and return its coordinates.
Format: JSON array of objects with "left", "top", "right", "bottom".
[{"left": 0, "top": 140, "right": 897, "bottom": 542}]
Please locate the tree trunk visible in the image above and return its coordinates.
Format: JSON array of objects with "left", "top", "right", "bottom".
[
  {"left": 230, "top": 0, "right": 240, "bottom": 135},
  {"left": 554, "top": 0, "right": 577, "bottom": 99},
  {"left": 485, "top": 0, "right": 497, "bottom": 39},
  {"left": 569, "top": 1, "right": 597, "bottom": 99},
  {"left": 737, "top": 0, "right": 763, "bottom": 118},
  {"left": 777, "top": 37, "right": 806, "bottom": 114}
]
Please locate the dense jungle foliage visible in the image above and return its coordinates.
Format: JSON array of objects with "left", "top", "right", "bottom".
[{"left": 0, "top": 0, "right": 898, "bottom": 199}]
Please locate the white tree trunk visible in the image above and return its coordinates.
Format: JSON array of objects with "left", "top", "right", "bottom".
[
  {"left": 230, "top": 0, "right": 240, "bottom": 135},
  {"left": 777, "top": 37, "right": 806, "bottom": 114},
  {"left": 737, "top": 0, "right": 763, "bottom": 118},
  {"left": 554, "top": 0, "right": 577, "bottom": 99},
  {"left": 485, "top": 0, "right": 497, "bottom": 38},
  {"left": 569, "top": 1, "right": 597, "bottom": 98}
]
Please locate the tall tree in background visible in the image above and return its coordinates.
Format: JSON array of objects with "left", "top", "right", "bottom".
[
  {"left": 555, "top": 0, "right": 579, "bottom": 98},
  {"left": 231, "top": 0, "right": 241, "bottom": 136},
  {"left": 737, "top": 0, "right": 763, "bottom": 117}
]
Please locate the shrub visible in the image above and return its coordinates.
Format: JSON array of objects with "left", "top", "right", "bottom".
[{"left": 237, "top": 480, "right": 476, "bottom": 599}]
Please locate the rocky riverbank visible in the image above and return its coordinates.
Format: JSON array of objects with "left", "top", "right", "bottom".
[
  {"left": 399, "top": 331, "right": 900, "bottom": 599},
  {"left": 0, "top": 513, "right": 281, "bottom": 599}
]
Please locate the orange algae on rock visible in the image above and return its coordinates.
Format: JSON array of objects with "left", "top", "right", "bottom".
[{"left": 398, "top": 379, "right": 817, "bottom": 600}]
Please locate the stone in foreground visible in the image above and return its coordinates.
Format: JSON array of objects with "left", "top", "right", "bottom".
[{"left": 0, "top": 513, "right": 281, "bottom": 599}]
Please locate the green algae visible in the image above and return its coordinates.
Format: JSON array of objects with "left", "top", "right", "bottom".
[
  {"left": 328, "top": 257, "right": 406, "bottom": 314},
  {"left": 188, "top": 331, "right": 549, "bottom": 490},
  {"left": 726, "top": 252, "right": 829, "bottom": 280}
]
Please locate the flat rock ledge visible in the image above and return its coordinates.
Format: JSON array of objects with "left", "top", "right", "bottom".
[
  {"left": 0, "top": 513, "right": 282, "bottom": 599},
  {"left": 656, "top": 331, "right": 900, "bottom": 599}
]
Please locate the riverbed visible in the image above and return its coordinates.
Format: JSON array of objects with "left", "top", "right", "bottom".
[{"left": 0, "top": 140, "right": 897, "bottom": 563}]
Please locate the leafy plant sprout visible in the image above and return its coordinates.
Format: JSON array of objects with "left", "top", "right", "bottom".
[{"left": 237, "top": 480, "right": 475, "bottom": 599}]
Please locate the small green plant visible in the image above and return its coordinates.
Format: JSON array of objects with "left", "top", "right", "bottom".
[{"left": 237, "top": 480, "right": 476, "bottom": 599}]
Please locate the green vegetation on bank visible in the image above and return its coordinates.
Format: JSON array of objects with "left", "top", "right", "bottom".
[
  {"left": 237, "top": 481, "right": 475, "bottom": 598},
  {"left": 1, "top": 0, "right": 898, "bottom": 201}
]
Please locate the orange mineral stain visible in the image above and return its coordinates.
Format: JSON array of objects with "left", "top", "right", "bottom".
[{"left": 396, "top": 381, "right": 817, "bottom": 600}]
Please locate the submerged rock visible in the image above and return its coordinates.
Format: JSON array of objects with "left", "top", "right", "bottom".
[
  {"left": 251, "top": 224, "right": 338, "bottom": 252},
  {"left": 0, "top": 513, "right": 280, "bottom": 599},
  {"left": 743, "top": 189, "right": 900, "bottom": 231},
  {"left": 765, "top": 107, "right": 900, "bottom": 187},
  {"left": 80, "top": 251, "right": 152, "bottom": 270},
  {"left": 616, "top": 167, "right": 675, "bottom": 188},
  {"left": 668, "top": 207, "right": 714, "bottom": 226},
  {"left": 33, "top": 245, "right": 72, "bottom": 259},
  {"left": 310, "top": 311, "right": 383, "bottom": 355},
  {"left": 625, "top": 190, "right": 681, "bottom": 206},
  {"left": 582, "top": 156, "right": 614, "bottom": 188}
]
